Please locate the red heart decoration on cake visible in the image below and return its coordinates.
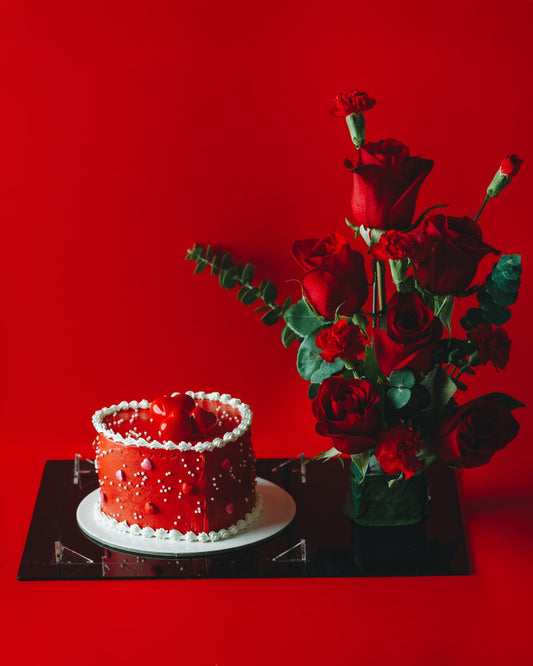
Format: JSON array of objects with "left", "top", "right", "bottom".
[
  {"left": 225, "top": 502, "right": 234, "bottom": 515},
  {"left": 144, "top": 502, "right": 157, "bottom": 514},
  {"left": 159, "top": 409, "right": 194, "bottom": 441},
  {"left": 192, "top": 406, "right": 218, "bottom": 435},
  {"left": 150, "top": 394, "right": 196, "bottom": 419},
  {"left": 181, "top": 482, "right": 195, "bottom": 495}
]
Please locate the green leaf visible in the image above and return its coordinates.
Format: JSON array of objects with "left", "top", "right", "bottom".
[
  {"left": 193, "top": 258, "right": 208, "bottom": 274},
  {"left": 310, "top": 358, "right": 344, "bottom": 384},
  {"left": 434, "top": 294, "right": 454, "bottom": 334},
  {"left": 284, "top": 299, "right": 323, "bottom": 337},
  {"left": 281, "top": 325, "right": 298, "bottom": 348},
  {"left": 219, "top": 267, "right": 238, "bottom": 289},
  {"left": 479, "top": 393, "right": 525, "bottom": 411},
  {"left": 421, "top": 366, "right": 457, "bottom": 413},
  {"left": 351, "top": 312, "right": 369, "bottom": 333},
  {"left": 387, "top": 387, "right": 412, "bottom": 409},
  {"left": 210, "top": 254, "right": 221, "bottom": 276},
  {"left": 281, "top": 296, "right": 292, "bottom": 313},
  {"left": 239, "top": 286, "right": 259, "bottom": 305},
  {"left": 254, "top": 305, "right": 271, "bottom": 313},
  {"left": 296, "top": 332, "right": 324, "bottom": 381},
  {"left": 308, "top": 383, "right": 320, "bottom": 399},
  {"left": 351, "top": 451, "right": 371, "bottom": 478},
  {"left": 221, "top": 252, "right": 233, "bottom": 269},
  {"left": 389, "top": 370, "right": 415, "bottom": 389},
  {"left": 261, "top": 307, "right": 282, "bottom": 326},
  {"left": 262, "top": 281, "right": 279, "bottom": 305},
  {"left": 362, "top": 345, "right": 379, "bottom": 383}
]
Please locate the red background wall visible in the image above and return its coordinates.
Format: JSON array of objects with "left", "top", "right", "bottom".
[{"left": 1, "top": 1, "right": 532, "bottom": 664}]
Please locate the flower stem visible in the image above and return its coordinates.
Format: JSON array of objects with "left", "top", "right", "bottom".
[{"left": 473, "top": 195, "right": 490, "bottom": 224}]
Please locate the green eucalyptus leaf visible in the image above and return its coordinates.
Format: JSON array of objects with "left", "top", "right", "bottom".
[
  {"left": 297, "top": 332, "right": 324, "bottom": 381},
  {"left": 193, "top": 258, "right": 208, "bottom": 274},
  {"left": 241, "top": 263, "right": 254, "bottom": 284},
  {"left": 387, "top": 387, "right": 412, "bottom": 409},
  {"left": 482, "top": 304, "right": 511, "bottom": 326},
  {"left": 310, "top": 358, "right": 344, "bottom": 384},
  {"left": 281, "top": 325, "right": 298, "bottom": 348},
  {"left": 210, "top": 254, "right": 221, "bottom": 276},
  {"left": 254, "top": 305, "right": 271, "bottom": 313},
  {"left": 220, "top": 267, "right": 238, "bottom": 289},
  {"left": 262, "top": 307, "right": 282, "bottom": 326},
  {"left": 390, "top": 369, "right": 416, "bottom": 389},
  {"left": 284, "top": 299, "right": 323, "bottom": 337},
  {"left": 308, "top": 383, "right": 320, "bottom": 400},
  {"left": 281, "top": 296, "right": 292, "bottom": 313},
  {"left": 240, "top": 286, "right": 259, "bottom": 305},
  {"left": 263, "top": 281, "right": 279, "bottom": 305},
  {"left": 221, "top": 252, "right": 233, "bottom": 269}
]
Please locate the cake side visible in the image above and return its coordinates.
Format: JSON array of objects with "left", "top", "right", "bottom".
[{"left": 92, "top": 392, "right": 261, "bottom": 541}]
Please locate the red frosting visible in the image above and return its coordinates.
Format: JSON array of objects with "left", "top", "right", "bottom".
[{"left": 93, "top": 395, "right": 257, "bottom": 536}]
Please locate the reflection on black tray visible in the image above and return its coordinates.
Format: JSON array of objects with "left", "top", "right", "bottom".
[{"left": 18, "top": 458, "right": 471, "bottom": 580}]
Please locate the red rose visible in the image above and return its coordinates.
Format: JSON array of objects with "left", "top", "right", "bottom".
[
  {"left": 315, "top": 319, "right": 368, "bottom": 363},
  {"left": 374, "top": 426, "right": 423, "bottom": 479},
  {"left": 292, "top": 233, "right": 369, "bottom": 320},
  {"left": 373, "top": 291, "right": 443, "bottom": 377},
  {"left": 312, "top": 377, "right": 381, "bottom": 454},
  {"left": 411, "top": 214, "right": 499, "bottom": 295},
  {"left": 348, "top": 139, "right": 433, "bottom": 231},
  {"left": 467, "top": 323, "right": 511, "bottom": 370},
  {"left": 330, "top": 89, "right": 376, "bottom": 117},
  {"left": 499, "top": 154, "right": 522, "bottom": 178},
  {"left": 434, "top": 397, "right": 520, "bottom": 468},
  {"left": 369, "top": 230, "right": 421, "bottom": 261}
]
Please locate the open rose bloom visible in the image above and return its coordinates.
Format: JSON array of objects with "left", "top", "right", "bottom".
[{"left": 188, "top": 90, "right": 524, "bottom": 521}]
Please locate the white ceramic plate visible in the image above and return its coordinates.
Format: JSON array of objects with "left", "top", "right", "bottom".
[{"left": 76, "top": 478, "right": 296, "bottom": 557}]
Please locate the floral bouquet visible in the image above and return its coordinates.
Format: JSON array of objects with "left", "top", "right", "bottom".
[{"left": 186, "top": 89, "right": 524, "bottom": 526}]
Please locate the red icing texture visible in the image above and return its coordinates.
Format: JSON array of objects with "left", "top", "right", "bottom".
[{"left": 93, "top": 399, "right": 257, "bottom": 535}]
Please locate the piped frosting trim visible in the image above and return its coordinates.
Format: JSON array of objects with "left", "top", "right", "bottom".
[
  {"left": 91, "top": 391, "right": 253, "bottom": 452},
  {"left": 95, "top": 493, "right": 263, "bottom": 542}
]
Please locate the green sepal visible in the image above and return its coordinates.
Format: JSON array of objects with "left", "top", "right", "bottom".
[
  {"left": 421, "top": 366, "right": 457, "bottom": 413},
  {"left": 284, "top": 298, "right": 324, "bottom": 337},
  {"left": 351, "top": 312, "right": 369, "bottom": 333},
  {"left": 351, "top": 451, "right": 371, "bottom": 478},
  {"left": 313, "top": 447, "right": 342, "bottom": 463},
  {"left": 434, "top": 294, "right": 454, "bottom": 334},
  {"left": 362, "top": 345, "right": 380, "bottom": 384},
  {"left": 405, "top": 203, "right": 450, "bottom": 232},
  {"left": 480, "top": 393, "right": 525, "bottom": 411}
]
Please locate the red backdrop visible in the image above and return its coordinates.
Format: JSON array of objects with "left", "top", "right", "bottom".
[{"left": 1, "top": 1, "right": 532, "bottom": 664}]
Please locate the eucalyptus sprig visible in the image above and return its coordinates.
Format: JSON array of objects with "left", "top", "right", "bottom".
[{"left": 185, "top": 244, "right": 292, "bottom": 327}]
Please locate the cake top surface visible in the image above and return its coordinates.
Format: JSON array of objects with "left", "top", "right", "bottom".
[{"left": 92, "top": 391, "right": 252, "bottom": 452}]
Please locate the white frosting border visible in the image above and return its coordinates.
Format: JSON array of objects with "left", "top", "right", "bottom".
[
  {"left": 94, "top": 493, "right": 263, "bottom": 542},
  {"left": 92, "top": 391, "right": 252, "bottom": 452}
]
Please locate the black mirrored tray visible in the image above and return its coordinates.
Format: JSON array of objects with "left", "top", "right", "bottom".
[{"left": 18, "top": 457, "right": 471, "bottom": 580}]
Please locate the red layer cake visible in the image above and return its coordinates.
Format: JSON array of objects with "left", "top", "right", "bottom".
[{"left": 92, "top": 391, "right": 261, "bottom": 541}]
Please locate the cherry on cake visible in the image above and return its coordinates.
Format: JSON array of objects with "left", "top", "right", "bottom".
[{"left": 92, "top": 391, "right": 261, "bottom": 542}]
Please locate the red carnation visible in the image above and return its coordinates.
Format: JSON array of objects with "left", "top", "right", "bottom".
[
  {"left": 467, "top": 322, "right": 511, "bottom": 370},
  {"left": 374, "top": 426, "right": 423, "bottom": 479},
  {"left": 369, "top": 230, "right": 421, "bottom": 261},
  {"left": 315, "top": 319, "right": 368, "bottom": 363},
  {"left": 330, "top": 89, "right": 376, "bottom": 117},
  {"left": 499, "top": 154, "right": 522, "bottom": 178}
]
